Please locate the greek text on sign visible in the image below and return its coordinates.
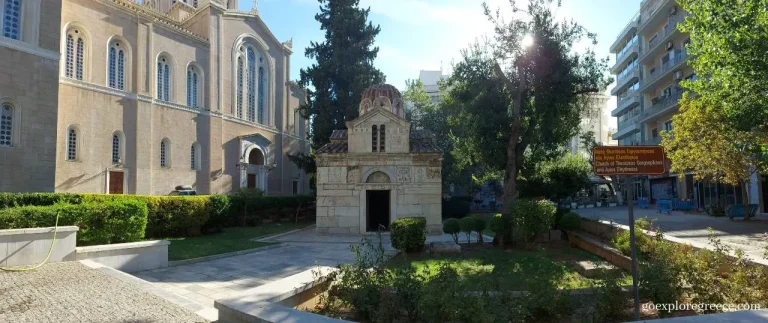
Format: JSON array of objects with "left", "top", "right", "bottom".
[{"left": 593, "top": 146, "right": 666, "bottom": 176}]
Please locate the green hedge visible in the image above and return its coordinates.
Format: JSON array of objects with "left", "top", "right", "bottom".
[
  {"left": 0, "top": 193, "right": 315, "bottom": 239},
  {"left": 390, "top": 217, "right": 427, "bottom": 252},
  {"left": 0, "top": 200, "right": 148, "bottom": 245}
]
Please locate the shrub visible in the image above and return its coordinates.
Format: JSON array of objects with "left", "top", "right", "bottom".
[
  {"left": 558, "top": 212, "right": 581, "bottom": 231},
  {"left": 488, "top": 213, "right": 511, "bottom": 246},
  {"left": 0, "top": 200, "right": 148, "bottom": 245},
  {"left": 553, "top": 208, "right": 570, "bottom": 229},
  {"left": 0, "top": 192, "right": 84, "bottom": 209},
  {"left": 509, "top": 199, "right": 556, "bottom": 243},
  {"left": 390, "top": 217, "right": 426, "bottom": 252},
  {"left": 205, "top": 195, "right": 231, "bottom": 232},
  {"left": 442, "top": 218, "right": 461, "bottom": 244},
  {"left": 472, "top": 215, "right": 486, "bottom": 243},
  {"left": 611, "top": 218, "right": 652, "bottom": 257},
  {"left": 573, "top": 271, "right": 628, "bottom": 322},
  {"left": 459, "top": 216, "right": 475, "bottom": 244}
]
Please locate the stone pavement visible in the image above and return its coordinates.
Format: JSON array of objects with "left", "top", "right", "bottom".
[
  {"left": 0, "top": 261, "right": 208, "bottom": 323},
  {"left": 134, "top": 226, "right": 476, "bottom": 321},
  {"left": 574, "top": 206, "right": 768, "bottom": 265}
]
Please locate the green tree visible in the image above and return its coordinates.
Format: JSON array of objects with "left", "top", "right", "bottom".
[
  {"left": 519, "top": 153, "right": 591, "bottom": 200},
  {"left": 678, "top": 0, "right": 768, "bottom": 131},
  {"left": 662, "top": 94, "right": 768, "bottom": 219},
  {"left": 447, "top": 0, "right": 611, "bottom": 210},
  {"left": 580, "top": 130, "right": 616, "bottom": 195},
  {"left": 289, "top": 0, "right": 386, "bottom": 176}
]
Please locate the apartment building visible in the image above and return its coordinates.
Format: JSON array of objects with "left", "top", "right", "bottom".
[{"left": 609, "top": 0, "right": 764, "bottom": 211}]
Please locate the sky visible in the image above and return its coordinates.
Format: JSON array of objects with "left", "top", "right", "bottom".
[{"left": 244, "top": 0, "right": 641, "bottom": 129}]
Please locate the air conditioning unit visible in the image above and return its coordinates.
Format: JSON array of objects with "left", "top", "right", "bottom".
[
  {"left": 674, "top": 71, "right": 683, "bottom": 80},
  {"left": 666, "top": 41, "right": 673, "bottom": 50}
]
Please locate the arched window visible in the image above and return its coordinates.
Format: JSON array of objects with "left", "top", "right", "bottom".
[
  {"left": 379, "top": 125, "right": 386, "bottom": 152},
  {"left": 2, "top": 0, "right": 22, "bottom": 40},
  {"left": 371, "top": 125, "right": 377, "bottom": 152},
  {"left": 235, "top": 42, "right": 268, "bottom": 124},
  {"left": 248, "top": 148, "right": 264, "bottom": 165},
  {"left": 66, "top": 126, "right": 78, "bottom": 161},
  {"left": 65, "top": 27, "right": 86, "bottom": 80},
  {"left": 187, "top": 65, "right": 199, "bottom": 108},
  {"left": 108, "top": 40, "right": 125, "bottom": 90},
  {"left": 157, "top": 56, "right": 170, "bottom": 101},
  {"left": 0, "top": 103, "right": 13, "bottom": 147},
  {"left": 160, "top": 138, "right": 171, "bottom": 167},
  {"left": 112, "top": 133, "right": 119, "bottom": 163}
]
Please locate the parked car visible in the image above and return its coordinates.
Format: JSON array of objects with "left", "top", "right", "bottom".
[{"left": 169, "top": 185, "right": 197, "bottom": 196}]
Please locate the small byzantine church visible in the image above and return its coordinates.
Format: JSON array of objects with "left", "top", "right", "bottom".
[{"left": 315, "top": 84, "right": 443, "bottom": 235}]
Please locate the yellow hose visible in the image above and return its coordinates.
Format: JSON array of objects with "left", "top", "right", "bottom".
[{"left": 0, "top": 211, "right": 61, "bottom": 272}]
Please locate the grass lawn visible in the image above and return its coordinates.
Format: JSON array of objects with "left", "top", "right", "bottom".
[
  {"left": 386, "top": 241, "right": 629, "bottom": 290},
  {"left": 166, "top": 221, "right": 314, "bottom": 261}
]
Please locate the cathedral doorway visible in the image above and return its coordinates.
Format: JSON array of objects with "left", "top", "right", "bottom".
[{"left": 366, "top": 190, "right": 390, "bottom": 232}]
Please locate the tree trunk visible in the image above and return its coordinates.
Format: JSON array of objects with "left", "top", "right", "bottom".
[{"left": 742, "top": 179, "right": 751, "bottom": 220}]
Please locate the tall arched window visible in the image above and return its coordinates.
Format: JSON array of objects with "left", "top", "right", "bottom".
[
  {"left": 187, "top": 65, "right": 199, "bottom": 108},
  {"left": 65, "top": 27, "right": 86, "bottom": 80},
  {"left": 157, "top": 56, "right": 170, "bottom": 101},
  {"left": 160, "top": 138, "right": 170, "bottom": 167},
  {"left": 371, "top": 125, "right": 377, "bottom": 152},
  {"left": 66, "top": 126, "right": 78, "bottom": 161},
  {"left": 0, "top": 103, "right": 13, "bottom": 147},
  {"left": 235, "top": 42, "right": 268, "bottom": 125},
  {"left": 108, "top": 40, "right": 125, "bottom": 90},
  {"left": 379, "top": 125, "right": 385, "bottom": 152},
  {"left": 2, "top": 0, "right": 22, "bottom": 40},
  {"left": 111, "top": 133, "right": 121, "bottom": 164}
]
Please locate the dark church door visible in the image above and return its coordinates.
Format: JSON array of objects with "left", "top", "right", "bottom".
[{"left": 367, "top": 190, "right": 390, "bottom": 232}]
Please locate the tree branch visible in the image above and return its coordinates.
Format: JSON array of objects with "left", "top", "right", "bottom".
[
  {"left": 493, "top": 62, "right": 518, "bottom": 96},
  {"left": 572, "top": 88, "right": 600, "bottom": 96}
]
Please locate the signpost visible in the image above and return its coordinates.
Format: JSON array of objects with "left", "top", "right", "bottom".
[{"left": 592, "top": 146, "right": 666, "bottom": 320}]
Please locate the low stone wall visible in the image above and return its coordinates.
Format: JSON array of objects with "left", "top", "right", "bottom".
[
  {"left": 75, "top": 240, "right": 169, "bottom": 273},
  {"left": 568, "top": 232, "right": 632, "bottom": 271},
  {"left": 215, "top": 266, "right": 349, "bottom": 323},
  {"left": 0, "top": 226, "right": 79, "bottom": 267}
]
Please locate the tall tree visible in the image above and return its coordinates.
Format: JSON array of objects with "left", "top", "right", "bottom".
[
  {"left": 448, "top": 0, "right": 611, "bottom": 210},
  {"left": 297, "top": 0, "right": 385, "bottom": 151},
  {"left": 678, "top": 0, "right": 768, "bottom": 131},
  {"left": 662, "top": 94, "right": 768, "bottom": 218}
]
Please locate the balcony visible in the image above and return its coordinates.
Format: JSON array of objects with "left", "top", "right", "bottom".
[
  {"left": 613, "top": 115, "right": 641, "bottom": 140},
  {"left": 611, "top": 94, "right": 640, "bottom": 117},
  {"left": 641, "top": 88, "right": 684, "bottom": 122},
  {"left": 645, "top": 136, "right": 662, "bottom": 145},
  {"left": 640, "top": 13, "right": 687, "bottom": 64},
  {"left": 611, "top": 43, "right": 639, "bottom": 74},
  {"left": 640, "top": 50, "right": 687, "bottom": 93},
  {"left": 610, "top": 12, "right": 640, "bottom": 53},
  {"left": 638, "top": 0, "right": 675, "bottom": 34},
  {"left": 611, "top": 67, "right": 640, "bottom": 96}
]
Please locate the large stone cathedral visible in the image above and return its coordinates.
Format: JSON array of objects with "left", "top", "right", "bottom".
[{"left": 0, "top": 0, "right": 310, "bottom": 196}]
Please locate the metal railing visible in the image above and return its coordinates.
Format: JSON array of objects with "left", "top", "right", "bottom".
[
  {"left": 646, "top": 13, "right": 687, "bottom": 53},
  {"left": 643, "top": 89, "right": 684, "bottom": 119},
  {"left": 646, "top": 50, "right": 687, "bottom": 84}
]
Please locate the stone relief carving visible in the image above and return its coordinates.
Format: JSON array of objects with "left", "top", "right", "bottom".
[
  {"left": 329, "top": 167, "right": 343, "bottom": 183},
  {"left": 428, "top": 167, "right": 441, "bottom": 179},
  {"left": 414, "top": 167, "right": 426, "bottom": 183},
  {"left": 396, "top": 166, "right": 411, "bottom": 183}
]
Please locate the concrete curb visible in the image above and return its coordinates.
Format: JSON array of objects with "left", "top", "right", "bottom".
[
  {"left": 253, "top": 224, "right": 317, "bottom": 242},
  {"left": 168, "top": 243, "right": 288, "bottom": 267}
]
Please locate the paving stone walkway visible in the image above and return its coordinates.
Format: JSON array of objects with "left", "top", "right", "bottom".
[
  {"left": 0, "top": 261, "right": 208, "bottom": 323},
  {"left": 134, "top": 226, "right": 474, "bottom": 321},
  {"left": 574, "top": 206, "right": 768, "bottom": 265}
]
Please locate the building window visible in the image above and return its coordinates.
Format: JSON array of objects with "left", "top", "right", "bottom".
[
  {"left": 66, "top": 127, "right": 77, "bottom": 161},
  {"left": 0, "top": 103, "right": 13, "bottom": 147},
  {"left": 112, "top": 133, "right": 120, "bottom": 164},
  {"left": 372, "top": 125, "right": 377, "bottom": 152},
  {"left": 157, "top": 56, "right": 170, "bottom": 101},
  {"left": 292, "top": 180, "right": 299, "bottom": 195},
  {"left": 190, "top": 143, "right": 197, "bottom": 170},
  {"left": 108, "top": 40, "right": 125, "bottom": 90},
  {"left": 235, "top": 42, "right": 268, "bottom": 124},
  {"left": 379, "top": 125, "right": 385, "bottom": 152},
  {"left": 2, "top": 0, "right": 22, "bottom": 40},
  {"left": 65, "top": 28, "right": 86, "bottom": 80},
  {"left": 187, "top": 65, "right": 199, "bottom": 108},
  {"left": 160, "top": 139, "right": 170, "bottom": 167}
]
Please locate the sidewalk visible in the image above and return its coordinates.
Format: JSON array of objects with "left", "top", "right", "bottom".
[{"left": 573, "top": 206, "right": 768, "bottom": 266}]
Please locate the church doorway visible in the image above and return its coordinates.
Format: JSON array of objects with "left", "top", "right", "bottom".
[
  {"left": 247, "top": 174, "right": 257, "bottom": 189},
  {"left": 366, "top": 190, "right": 390, "bottom": 232}
]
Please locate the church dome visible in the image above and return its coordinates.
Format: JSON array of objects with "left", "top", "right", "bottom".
[{"left": 358, "top": 84, "right": 405, "bottom": 118}]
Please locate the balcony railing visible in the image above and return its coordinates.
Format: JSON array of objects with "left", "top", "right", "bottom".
[
  {"left": 642, "top": 88, "right": 684, "bottom": 119},
  {"left": 646, "top": 50, "right": 687, "bottom": 84},
  {"left": 645, "top": 136, "right": 662, "bottom": 145},
  {"left": 645, "top": 13, "right": 687, "bottom": 56},
  {"left": 618, "top": 114, "right": 640, "bottom": 129}
]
